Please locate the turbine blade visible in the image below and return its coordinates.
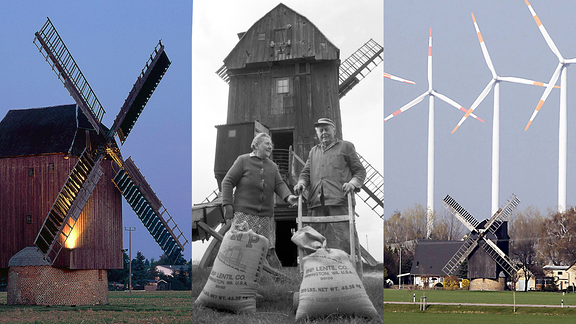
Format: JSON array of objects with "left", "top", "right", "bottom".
[
  {"left": 525, "top": 63, "right": 563, "bottom": 131},
  {"left": 525, "top": 0, "right": 563, "bottom": 62},
  {"left": 472, "top": 13, "right": 497, "bottom": 77},
  {"left": 428, "top": 28, "right": 433, "bottom": 90},
  {"left": 499, "top": 76, "right": 560, "bottom": 88},
  {"left": 384, "top": 92, "right": 428, "bottom": 122},
  {"left": 433, "top": 91, "right": 485, "bottom": 123},
  {"left": 452, "top": 80, "right": 495, "bottom": 133},
  {"left": 384, "top": 72, "right": 416, "bottom": 85}
]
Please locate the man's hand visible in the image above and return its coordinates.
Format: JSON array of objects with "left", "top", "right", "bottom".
[
  {"left": 286, "top": 194, "right": 298, "bottom": 206},
  {"left": 342, "top": 182, "right": 356, "bottom": 194},
  {"left": 223, "top": 205, "right": 234, "bottom": 219},
  {"left": 294, "top": 183, "right": 305, "bottom": 195}
]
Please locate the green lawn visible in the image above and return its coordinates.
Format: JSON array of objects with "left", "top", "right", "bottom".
[{"left": 384, "top": 289, "right": 576, "bottom": 306}]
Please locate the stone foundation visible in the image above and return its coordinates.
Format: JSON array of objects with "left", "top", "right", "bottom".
[
  {"left": 8, "top": 266, "right": 108, "bottom": 305},
  {"left": 469, "top": 278, "right": 505, "bottom": 291}
]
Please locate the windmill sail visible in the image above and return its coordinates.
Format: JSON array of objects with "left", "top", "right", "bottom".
[
  {"left": 356, "top": 152, "right": 383, "bottom": 219},
  {"left": 34, "top": 150, "right": 104, "bottom": 263},
  {"left": 110, "top": 41, "right": 171, "bottom": 144},
  {"left": 485, "top": 195, "right": 520, "bottom": 235},
  {"left": 338, "top": 38, "right": 383, "bottom": 98},
  {"left": 481, "top": 238, "right": 518, "bottom": 277},
  {"left": 34, "top": 18, "right": 105, "bottom": 135},
  {"left": 442, "top": 235, "right": 478, "bottom": 276},
  {"left": 113, "top": 158, "right": 188, "bottom": 263},
  {"left": 443, "top": 195, "right": 480, "bottom": 232}
]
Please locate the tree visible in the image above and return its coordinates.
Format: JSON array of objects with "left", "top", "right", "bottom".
[
  {"left": 131, "top": 251, "right": 149, "bottom": 289},
  {"left": 510, "top": 206, "right": 543, "bottom": 291},
  {"left": 541, "top": 207, "right": 576, "bottom": 265},
  {"left": 430, "top": 209, "right": 464, "bottom": 241}
]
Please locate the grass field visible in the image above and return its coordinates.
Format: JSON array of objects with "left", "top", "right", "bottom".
[
  {"left": 192, "top": 265, "right": 384, "bottom": 323},
  {"left": 0, "top": 290, "right": 191, "bottom": 323},
  {"left": 384, "top": 288, "right": 576, "bottom": 323}
]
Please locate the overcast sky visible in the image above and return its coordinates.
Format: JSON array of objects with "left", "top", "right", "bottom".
[
  {"left": 385, "top": 0, "right": 576, "bottom": 229},
  {"left": 192, "top": 0, "right": 384, "bottom": 262},
  {"left": 0, "top": 1, "right": 192, "bottom": 262}
]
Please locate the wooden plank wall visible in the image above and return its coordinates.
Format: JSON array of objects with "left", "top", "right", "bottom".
[
  {"left": 0, "top": 154, "right": 122, "bottom": 269},
  {"left": 224, "top": 3, "right": 339, "bottom": 69}
]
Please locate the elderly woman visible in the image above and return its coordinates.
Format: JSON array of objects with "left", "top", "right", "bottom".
[{"left": 222, "top": 132, "right": 297, "bottom": 268}]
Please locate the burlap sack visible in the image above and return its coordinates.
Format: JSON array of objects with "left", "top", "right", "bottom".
[
  {"left": 295, "top": 248, "right": 378, "bottom": 321},
  {"left": 194, "top": 222, "right": 268, "bottom": 313}
]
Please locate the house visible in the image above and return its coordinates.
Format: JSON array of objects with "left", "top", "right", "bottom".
[
  {"left": 543, "top": 263, "right": 576, "bottom": 291},
  {"left": 515, "top": 269, "right": 537, "bottom": 291},
  {"left": 156, "top": 265, "right": 189, "bottom": 277},
  {"left": 410, "top": 240, "right": 464, "bottom": 288}
]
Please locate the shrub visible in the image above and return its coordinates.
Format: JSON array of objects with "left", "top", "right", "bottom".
[
  {"left": 443, "top": 276, "right": 460, "bottom": 290},
  {"left": 462, "top": 279, "right": 470, "bottom": 290}
]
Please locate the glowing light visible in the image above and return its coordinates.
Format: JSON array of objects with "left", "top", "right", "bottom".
[{"left": 64, "top": 219, "right": 80, "bottom": 249}]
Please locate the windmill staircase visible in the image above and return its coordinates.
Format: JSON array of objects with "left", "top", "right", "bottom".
[
  {"left": 34, "top": 149, "right": 104, "bottom": 263},
  {"left": 34, "top": 18, "right": 105, "bottom": 134},
  {"left": 338, "top": 38, "right": 383, "bottom": 98},
  {"left": 113, "top": 158, "right": 188, "bottom": 263}
]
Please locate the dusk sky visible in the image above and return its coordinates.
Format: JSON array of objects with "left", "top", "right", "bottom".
[
  {"left": 0, "top": 1, "right": 192, "bottom": 262},
  {"left": 385, "top": 0, "right": 576, "bottom": 229},
  {"left": 192, "top": 0, "right": 384, "bottom": 262}
]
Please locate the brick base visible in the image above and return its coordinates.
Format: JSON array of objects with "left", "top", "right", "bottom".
[
  {"left": 469, "top": 278, "right": 505, "bottom": 291},
  {"left": 8, "top": 266, "right": 108, "bottom": 305}
]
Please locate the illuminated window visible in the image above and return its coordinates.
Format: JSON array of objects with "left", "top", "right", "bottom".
[{"left": 276, "top": 78, "right": 289, "bottom": 94}]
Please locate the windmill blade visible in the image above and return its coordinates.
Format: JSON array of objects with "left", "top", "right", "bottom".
[
  {"left": 525, "top": 62, "right": 562, "bottom": 131},
  {"left": 112, "top": 157, "right": 189, "bottom": 263},
  {"left": 442, "top": 195, "right": 480, "bottom": 232},
  {"left": 110, "top": 41, "right": 171, "bottom": 144},
  {"left": 384, "top": 72, "right": 415, "bottom": 85},
  {"left": 34, "top": 150, "right": 104, "bottom": 264},
  {"left": 384, "top": 92, "right": 427, "bottom": 122},
  {"left": 485, "top": 195, "right": 520, "bottom": 235},
  {"left": 427, "top": 28, "right": 433, "bottom": 90},
  {"left": 525, "top": 0, "right": 563, "bottom": 62},
  {"left": 432, "top": 91, "right": 485, "bottom": 123},
  {"left": 471, "top": 13, "right": 497, "bottom": 78},
  {"left": 452, "top": 79, "right": 495, "bottom": 133},
  {"left": 34, "top": 18, "right": 106, "bottom": 135},
  {"left": 442, "top": 235, "right": 478, "bottom": 276},
  {"left": 338, "top": 39, "right": 383, "bottom": 98},
  {"left": 499, "top": 76, "right": 560, "bottom": 88},
  {"left": 481, "top": 237, "right": 519, "bottom": 278}
]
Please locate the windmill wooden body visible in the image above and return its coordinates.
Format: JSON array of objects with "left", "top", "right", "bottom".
[
  {"left": 0, "top": 18, "right": 188, "bottom": 305},
  {"left": 192, "top": 3, "right": 383, "bottom": 268},
  {"left": 442, "top": 194, "right": 520, "bottom": 291}
]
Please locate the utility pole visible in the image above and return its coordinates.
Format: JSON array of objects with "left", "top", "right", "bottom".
[
  {"left": 399, "top": 246, "right": 402, "bottom": 290},
  {"left": 125, "top": 227, "right": 136, "bottom": 296}
]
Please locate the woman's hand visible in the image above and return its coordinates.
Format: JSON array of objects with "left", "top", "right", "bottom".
[{"left": 287, "top": 194, "right": 298, "bottom": 206}]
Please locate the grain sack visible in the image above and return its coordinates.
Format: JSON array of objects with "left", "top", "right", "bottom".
[
  {"left": 291, "top": 225, "right": 326, "bottom": 254},
  {"left": 295, "top": 248, "right": 378, "bottom": 321},
  {"left": 194, "top": 222, "right": 268, "bottom": 313}
]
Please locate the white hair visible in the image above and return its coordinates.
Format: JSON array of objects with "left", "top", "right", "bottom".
[{"left": 251, "top": 132, "right": 272, "bottom": 151}]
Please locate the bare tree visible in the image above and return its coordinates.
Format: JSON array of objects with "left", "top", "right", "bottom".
[
  {"left": 430, "top": 209, "right": 464, "bottom": 241},
  {"left": 510, "top": 206, "right": 543, "bottom": 291},
  {"left": 541, "top": 207, "right": 576, "bottom": 265}
]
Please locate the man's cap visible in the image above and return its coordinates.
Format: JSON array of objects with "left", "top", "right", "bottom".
[{"left": 314, "top": 118, "right": 336, "bottom": 128}]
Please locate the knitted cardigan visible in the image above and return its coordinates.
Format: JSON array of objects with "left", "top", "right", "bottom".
[{"left": 221, "top": 153, "right": 291, "bottom": 217}]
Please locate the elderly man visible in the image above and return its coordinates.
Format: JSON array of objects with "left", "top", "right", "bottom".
[{"left": 294, "top": 117, "right": 366, "bottom": 274}]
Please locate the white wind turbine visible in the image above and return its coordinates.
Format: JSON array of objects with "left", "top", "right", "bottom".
[
  {"left": 384, "top": 28, "right": 484, "bottom": 238},
  {"left": 451, "top": 13, "right": 558, "bottom": 216},
  {"left": 384, "top": 72, "right": 415, "bottom": 85},
  {"left": 524, "top": 0, "right": 576, "bottom": 212}
]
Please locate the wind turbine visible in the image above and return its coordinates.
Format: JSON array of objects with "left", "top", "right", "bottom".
[
  {"left": 384, "top": 72, "right": 415, "bottom": 85},
  {"left": 451, "top": 13, "right": 558, "bottom": 216},
  {"left": 524, "top": 0, "right": 576, "bottom": 212},
  {"left": 384, "top": 28, "right": 484, "bottom": 238}
]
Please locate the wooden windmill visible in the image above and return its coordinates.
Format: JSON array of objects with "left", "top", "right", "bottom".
[
  {"left": 192, "top": 3, "right": 383, "bottom": 268},
  {"left": 0, "top": 18, "right": 187, "bottom": 305},
  {"left": 442, "top": 194, "right": 520, "bottom": 291}
]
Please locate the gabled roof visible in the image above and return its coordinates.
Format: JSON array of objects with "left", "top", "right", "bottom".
[
  {"left": 410, "top": 240, "right": 464, "bottom": 277},
  {"left": 223, "top": 3, "right": 339, "bottom": 69},
  {"left": 0, "top": 104, "right": 93, "bottom": 158}
]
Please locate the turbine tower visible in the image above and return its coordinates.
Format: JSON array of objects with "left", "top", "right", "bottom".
[
  {"left": 384, "top": 28, "right": 484, "bottom": 238},
  {"left": 524, "top": 0, "right": 576, "bottom": 212},
  {"left": 452, "top": 13, "right": 558, "bottom": 215}
]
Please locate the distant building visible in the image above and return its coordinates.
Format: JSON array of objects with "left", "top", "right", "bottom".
[
  {"left": 156, "top": 265, "right": 188, "bottom": 277},
  {"left": 410, "top": 240, "right": 464, "bottom": 288},
  {"left": 543, "top": 263, "right": 576, "bottom": 291}
]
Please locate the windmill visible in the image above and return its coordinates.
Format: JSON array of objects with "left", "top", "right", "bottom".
[
  {"left": 451, "top": 13, "right": 558, "bottom": 215},
  {"left": 383, "top": 28, "right": 485, "bottom": 238},
  {"left": 442, "top": 194, "right": 520, "bottom": 290},
  {"left": 384, "top": 72, "right": 415, "bottom": 85},
  {"left": 523, "top": 0, "right": 576, "bottom": 212},
  {"left": 193, "top": 3, "right": 382, "bottom": 269},
  {"left": 32, "top": 18, "right": 188, "bottom": 265}
]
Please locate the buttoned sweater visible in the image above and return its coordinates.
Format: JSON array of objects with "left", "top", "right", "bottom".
[{"left": 222, "top": 153, "right": 292, "bottom": 217}]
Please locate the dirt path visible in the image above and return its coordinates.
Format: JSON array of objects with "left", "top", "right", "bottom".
[{"left": 384, "top": 301, "right": 576, "bottom": 308}]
